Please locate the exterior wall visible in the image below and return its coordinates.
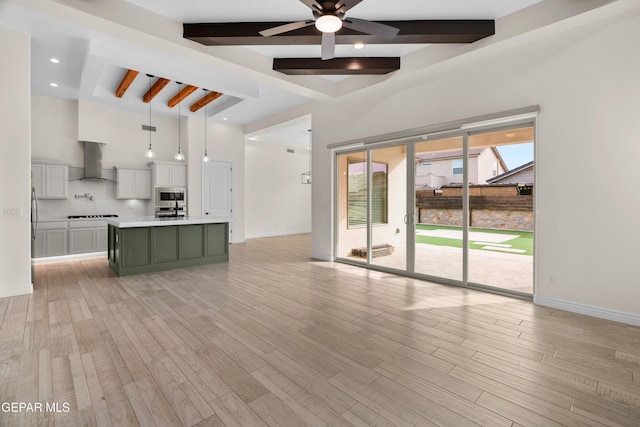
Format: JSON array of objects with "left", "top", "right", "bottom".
[
  {"left": 477, "top": 149, "right": 500, "bottom": 184},
  {"left": 416, "top": 156, "right": 480, "bottom": 188},
  {"left": 493, "top": 168, "right": 534, "bottom": 184},
  {"left": 467, "top": 156, "right": 480, "bottom": 185}
]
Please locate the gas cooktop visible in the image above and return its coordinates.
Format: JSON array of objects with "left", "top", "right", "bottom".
[{"left": 67, "top": 214, "right": 119, "bottom": 219}]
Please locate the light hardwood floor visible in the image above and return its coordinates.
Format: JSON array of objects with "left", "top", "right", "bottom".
[{"left": 1, "top": 233, "right": 639, "bottom": 426}]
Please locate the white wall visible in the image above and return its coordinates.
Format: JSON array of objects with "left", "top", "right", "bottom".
[
  {"left": 32, "top": 95, "right": 181, "bottom": 168},
  {"left": 187, "top": 116, "right": 246, "bottom": 243},
  {"left": 310, "top": 13, "right": 640, "bottom": 321},
  {"left": 0, "top": 28, "right": 32, "bottom": 297},
  {"left": 245, "top": 141, "right": 311, "bottom": 239}
]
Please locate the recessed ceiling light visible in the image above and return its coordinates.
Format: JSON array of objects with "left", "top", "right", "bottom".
[
  {"left": 49, "top": 83, "right": 58, "bottom": 87},
  {"left": 354, "top": 43, "right": 365, "bottom": 50},
  {"left": 223, "top": 117, "right": 228, "bottom": 121},
  {"left": 50, "top": 58, "right": 60, "bottom": 64}
]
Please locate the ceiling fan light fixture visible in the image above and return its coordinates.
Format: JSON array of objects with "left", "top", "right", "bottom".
[{"left": 315, "top": 15, "right": 342, "bottom": 33}]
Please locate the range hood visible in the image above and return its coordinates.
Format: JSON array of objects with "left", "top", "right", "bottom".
[{"left": 80, "top": 141, "right": 106, "bottom": 180}]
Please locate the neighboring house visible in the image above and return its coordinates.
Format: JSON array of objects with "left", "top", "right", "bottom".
[
  {"left": 487, "top": 160, "right": 534, "bottom": 184},
  {"left": 415, "top": 147, "right": 507, "bottom": 189}
]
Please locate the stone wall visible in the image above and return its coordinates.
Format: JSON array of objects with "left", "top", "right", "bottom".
[
  {"left": 419, "top": 209, "right": 464, "bottom": 227},
  {"left": 419, "top": 208, "right": 533, "bottom": 230},
  {"left": 417, "top": 187, "right": 534, "bottom": 231}
]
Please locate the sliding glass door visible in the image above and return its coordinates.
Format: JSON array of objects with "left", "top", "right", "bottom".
[
  {"left": 413, "top": 137, "right": 464, "bottom": 282},
  {"left": 336, "top": 150, "right": 368, "bottom": 264},
  {"left": 369, "top": 146, "right": 407, "bottom": 271},
  {"left": 334, "top": 118, "right": 535, "bottom": 297},
  {"left": 466, "top": 126, "right": 534, "bottom": 294}
]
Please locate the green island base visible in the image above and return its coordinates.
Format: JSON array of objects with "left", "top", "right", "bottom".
[{"left": 107, "top": 222, "right": 229, "bottom": 276}]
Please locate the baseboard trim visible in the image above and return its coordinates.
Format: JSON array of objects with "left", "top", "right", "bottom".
[
  {"left": 310, "top": 252, "right": 333, "bottom": 262},
  {"left": 0, "top": 284, "right": 33, "bottom": 299},
  {"left": 534, "top": 296, "right": 640, "bottom": 327},
  {"left": 33, "top": 252, "right": 106, "bottom": 264}
]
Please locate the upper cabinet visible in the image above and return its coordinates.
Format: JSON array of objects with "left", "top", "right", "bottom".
[
  {"left": 31, "top": 162, "right": 68, "bottom": 199},
  {"left": 149, "top": 161, "right": 187, "bottom": 188},
  {"left": 115, "top": 168, "right": 151, "bottom": 199}
]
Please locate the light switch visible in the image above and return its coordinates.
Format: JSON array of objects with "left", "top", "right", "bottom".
[{"left": 3, "top": 208, "right": 23, "bottom": 217}]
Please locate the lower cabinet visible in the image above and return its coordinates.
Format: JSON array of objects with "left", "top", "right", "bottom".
[
  {"left": 34, "top": 223, "right": 68, "bottom": 258},
  {"left": 69, "top": 220, "right": 108, "bottom": 254},
  {"left": 33, "top": 220, "right": 108, "bottom": 258}
]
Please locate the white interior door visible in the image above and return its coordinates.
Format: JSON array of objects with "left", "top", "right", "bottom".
[{"left": 202, "top": 159, "right": 233, "bottom": 223}]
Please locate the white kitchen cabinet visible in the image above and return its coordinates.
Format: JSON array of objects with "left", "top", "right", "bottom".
[
  {"left": 31, "top": 162, "right": 68, "bottom": 199},
  {"left": 116, "top": 168, "right": 151, "bottom": 199},
  {"left": 69, "top": 228, "right": 96, "bottom": 254},
  {"left": 150, "top": 161, "right": 187, "bottom": 187},
  {"left": 96, "top": 227, "right": 108, "bottom": 251},
  {"left": 69, "top": 220, "right": 107, "bottom": 254},
  {"left": 33, "top": 221, "right": 68, "bottom": 257}
]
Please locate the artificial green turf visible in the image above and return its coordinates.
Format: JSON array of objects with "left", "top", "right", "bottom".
[{"left": 415, "top": 224, "right": 533, "bottom": 256}]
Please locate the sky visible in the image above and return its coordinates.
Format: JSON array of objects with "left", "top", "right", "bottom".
[{"left": 497, "top": 142, "right": 534, "bottom": 170}]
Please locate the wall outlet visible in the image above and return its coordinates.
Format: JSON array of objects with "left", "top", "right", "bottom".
[{"left": 3, "top": 208, "right": 23, "bottom": 217}]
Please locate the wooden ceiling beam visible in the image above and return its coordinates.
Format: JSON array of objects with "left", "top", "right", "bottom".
[
  {"left": 168, "top": 85, "right": 199, "bottom": 108},
  {"left": 143, "top": 77, "right": 171, "bottom": 103},
  {"left": 183, "top": 20, "right": 495, "bottom": 46},
  {"left": 115, "top": 69, "right": 139, "bottom": 98},
  {"left": 273, "top": 57, "right": 400, "bottom": 75},
  {"left": 190, "top": 91, "right": 223, "bottom": 112}
]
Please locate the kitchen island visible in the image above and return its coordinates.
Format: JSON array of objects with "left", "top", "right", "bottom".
[{"left": 106, "top": 216, "right": 228, "bottom": 276}]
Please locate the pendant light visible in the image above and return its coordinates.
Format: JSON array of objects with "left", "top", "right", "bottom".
[
  {"left": 144, "top": 74, "right": 156, "bottom": 159},
  {"left": 202, "top": 89, "right": 209, "bottom": 162},
  {"left": 174, "top": 82, "right": 185, "bottom": 161}
]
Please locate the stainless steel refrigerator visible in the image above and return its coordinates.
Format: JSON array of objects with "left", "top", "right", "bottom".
[{"left": 30, "top": 186, "right": 38, "bottom": 281}]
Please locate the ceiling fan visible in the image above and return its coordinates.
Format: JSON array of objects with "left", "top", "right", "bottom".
[{"left": 259, "top": 0, "right": 400, "bottom": 60}]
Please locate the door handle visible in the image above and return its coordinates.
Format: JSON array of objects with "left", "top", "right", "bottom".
[{"left": 403, "top": 214, "right": 408, "bottom": 224}]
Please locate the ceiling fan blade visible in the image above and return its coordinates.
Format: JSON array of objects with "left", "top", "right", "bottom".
[
  {"left": 321, "top": 32, "right": 335, "bottom": 60},
  {"left": 343, "top": 17, "right": 399, "bottom": 38},
  {"left": 259, "top": 20, "right": 315, "bottom": 37},
  {"left": 335, "top": 0, "right": 364, "bottom": 13},
  {"left": 299, "top": 0, "right": 323, "bottom": 11}
]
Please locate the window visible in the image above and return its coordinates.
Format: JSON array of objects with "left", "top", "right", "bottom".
[
  {"left": 492, "top": 160, "right": 498, "bottom": 177},
  {"left": 348, "top": 159, "right": 388, "bottom": 227},
  {"left": 452, "top": 159, "right": 463, "bottom": 175}
]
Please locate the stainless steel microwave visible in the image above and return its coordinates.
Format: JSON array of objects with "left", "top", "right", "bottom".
[{"left": 155, "top": 187, "right": 186, "bottom": 207}]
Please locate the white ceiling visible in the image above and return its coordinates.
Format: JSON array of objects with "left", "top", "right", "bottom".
[{"left": 2, "top": 0, "right": 546, "bottom": 144}]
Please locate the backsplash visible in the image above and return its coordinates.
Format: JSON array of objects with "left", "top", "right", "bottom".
[{"left": 37, "top": 167, "right": 152, "bottom": 219}]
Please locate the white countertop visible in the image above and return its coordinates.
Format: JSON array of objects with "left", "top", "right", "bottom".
[{"left": 105, "top": 216, "right": 229, "bottom": 228}]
